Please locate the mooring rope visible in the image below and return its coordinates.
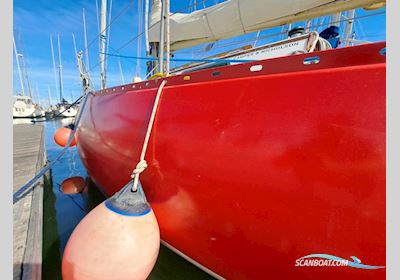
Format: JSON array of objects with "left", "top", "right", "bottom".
[
  {"left": 130, "top": 79, "right": 167, "bottom": 192},
  {"left": 13, "top": 91, "right": 92, "bottom": 204}
]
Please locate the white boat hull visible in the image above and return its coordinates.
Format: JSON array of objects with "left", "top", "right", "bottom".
[{"left": 56, "top": 106, "right": 78, "bottom": 118}]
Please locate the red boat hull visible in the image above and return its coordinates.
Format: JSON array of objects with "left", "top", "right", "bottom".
[{"left": 77, "top": 42, "right": 386, "bottom": 279}]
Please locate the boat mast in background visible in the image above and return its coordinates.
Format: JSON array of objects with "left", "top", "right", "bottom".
[
  {"left": 99, "top": 0, "right": 108, "bottom": 89},
  {"left": 35, "top": 85, "right": 42, "bottom": 107},
  {"left": 331, "top": 12, "right": 342, "bottom": 27},
  {"left": 147, "top": 0, "right": 162, "bottom": 77},
  {"left": 82, "top": 8, "right": 90, "bottom": 72},
  {"left": 106, "top": 0, "right": 113, "bottom": 71},
  {"left": 57, "top": 34, "right": 65, "bottom": 102},
  {"left": 136, "top": 0, "right": 143, "bottom": 78},
  {"left": 47, "top": 86, "right": 53, "bottom": 108},
  {"left": 49, "top": 35, "right": 59, "bottom": 103},
  {"left": 13, "top": 35, "right": 25, "bottom": 96},
  {"left": 165, "top": 0, "right": 170, "bottom": 74},
  {"left": 118, "top": 59, "right": 125, "bottom": 84},
  {"left": 20, "top": 53, "right": 33, "bottom": 98},
  {"left": 72, "top": 33, "right": 78, "bottom": 56},
  {"left": 72, "top": 32, "right": 83, "bottom": 84},
  {"left": 158, "top": 0, "right": 165, "bottom": 73},
  {"left": 145, "top": 0, "right": 150, "bottom": 54},
  {"left": 344, "top": 9, "right": 356, "bottom": 46}
]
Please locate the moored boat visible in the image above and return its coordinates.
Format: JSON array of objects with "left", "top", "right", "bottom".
[
  {"left": 75, "top": 0, "right": 386, "bottom": 279},
  {"left": 54, "top": 99, "right": 78, "bottom": 118},
  {"left": 13, "top": 95, "right": 44, "bottom": 118}
]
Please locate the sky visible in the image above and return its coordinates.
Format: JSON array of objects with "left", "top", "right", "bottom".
[{"left": 13, "top": 0, "right": 386, "bottom": 107}]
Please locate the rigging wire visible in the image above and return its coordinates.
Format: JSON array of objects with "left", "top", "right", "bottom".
[
  {"left": 88, "top": 8, "right": 385, "bottom": 78},
  {"left": 81, "top": 0, "right": 211, "bottom": 57},
  {"left": 86, "top": 0, "right": 219, "bottom": 74},
  {"left": 81, "top": 0, "right": 137, "bottom": 55}
]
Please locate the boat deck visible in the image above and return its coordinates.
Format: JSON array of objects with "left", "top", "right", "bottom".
[{"left": 13, "top": 124, "right": 46, "bottom": 280}]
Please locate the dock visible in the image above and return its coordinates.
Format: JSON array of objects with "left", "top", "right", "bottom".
[{"left": 13, "top": 124, "right": 46, "bottom": 280}]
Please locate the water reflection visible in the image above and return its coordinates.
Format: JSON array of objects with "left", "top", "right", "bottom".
[{"left": 42, "top": 119, "right": 105, "bottom": 280}]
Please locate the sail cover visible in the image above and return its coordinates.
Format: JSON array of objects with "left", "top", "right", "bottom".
[{"left": 148, "top": 0, "right": 385, "bottom": 51}]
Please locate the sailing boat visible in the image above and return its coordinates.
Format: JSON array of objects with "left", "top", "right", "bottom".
[
  {"left": 75, "top": 0, "right": 386, "bottom": 279},
  {"left": 13, "top": 35, "right": 44, "bottom": 118}
]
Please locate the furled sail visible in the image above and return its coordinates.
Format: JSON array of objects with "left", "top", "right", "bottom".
[{"left": 148, "top": 0, "right": 385, "bottom": 51}]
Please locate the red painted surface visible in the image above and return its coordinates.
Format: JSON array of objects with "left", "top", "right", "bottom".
[{"left": 76, "top": 42, "right": 386, "bottom": 279}]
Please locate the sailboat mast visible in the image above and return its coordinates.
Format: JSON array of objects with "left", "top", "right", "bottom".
[
  {"left": 344, "top": 9, "right": 356, "bottom": 46},
  {"left": 165, "top": 0, "right": 170, "bottom": 74},
  {"left": 35, "top": 85, "right": 41, "bottom": 107},
  {"left": 158, "top": 0, "right": 165, "bottom": 73},
  {"left": 47, "top": 86, "right": 53, "bottom": 107},
  {"left": 305, "top": 19, "right": 312, "bottom": 32},
  {"left": 144, "top": 0, "right": 150, "bottom": 54},
  {"left": 136, "top": 0, "right": 143, "bottom": 77},
  {"left": 50, "top": 35, "right": 59, "bottom": 103},
  {"left": 99, "top": 0, "right": 107, "bottom": 89},
  {"left": 13, "top": 35, "right": 25, "bottom": 96},
  {"left": 106, "top": 0, "right": 113, "bottom": 71},
  {"left": 72, "top": 33, "right": 82, "bottom": 81},
  {"left": 57, "top": 33, "right": 64, "bottom": 102},
  {"left": 331, "top": 12, "right": 341, "bottom": 26},
  {"left": 118, "top": 59, "right": 125, "bottom": 84},
  {"left": 20, "top": 55, "right": 33, "bottom": 98},
  {"left": 82, "top": 8, "right": 90, "bottom": 71},
  {"left": 72, "top": 33, "right": 78, "bottom": 56}
]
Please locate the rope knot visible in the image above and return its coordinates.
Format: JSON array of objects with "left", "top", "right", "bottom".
[{"left": 131, "top": 160, "right": 148, "bottom": 178}]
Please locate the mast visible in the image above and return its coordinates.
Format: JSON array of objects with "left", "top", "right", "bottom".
[
  {"left": 147, "top": 0, "right": 162, "bottom": 77},
  {"left": 72, "top": 33, "right": 82, "bottom": 80},
  {"left": 305, "top": 19, "right": 312, "bottom": 32},
  {"left": 57, "top": 33, "right": 64, "bottom": 102},
  {"left": 50, "top": 34, "right": 61, "bottom": 101},
  {"left": 99, "top": 0, "right": 107, "bottom": 89},
  {"left": 13, "top": 35, "right": 25, "bottom": 96},
  {"left": 35, "top": 85, "right": 41, "bottom": 107},
  {"left": 72, "top": 33, "right": 78, "bottom": 56},
  {"left": 47, "top": 86, "right": 53, "bottom": 107},
  {"left": 136, "top": 0, "right": 143, "bottom": 77},
  {"left": 165, "top": 0, "right": 170, "bottom": 74},
  {"left": 331, "top": 12, "right": 341, "bottom": 26},
  {"left": 158, "top": 0, "right": 165, "bottom": 73},
  {"left": 344, "top": 9, "right": 356, "bottom": 46},
  {"left": 82, "top": 8, "right": 90, "bottom": 71},
  {"left": 145, "top": 0, "right": 150, "bottom": 54},
  {"left": 106, "top": 0, "right": 113, "bottom": 71},
  {"left": 118, "top": 59, "right": 125, "bottom": 84},
  {"left": 50, "top": 35, "right": 59, "bottom": 103},
  {"left": 95, "top": 0, "right": 101, "bottom": 34},
  {"left": 20, "top": 54, "right": 33, "bottom": 98}
]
